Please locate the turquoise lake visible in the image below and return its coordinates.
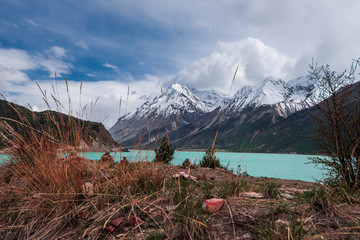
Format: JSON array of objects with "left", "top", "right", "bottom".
[
  {"left": 0, "top": 150, "right": 324, "bottom": 182},
  {"left": 79, "top": 150, "right": 324, "bottom": 182}
]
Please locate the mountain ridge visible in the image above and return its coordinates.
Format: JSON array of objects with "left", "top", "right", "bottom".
[
  {"left": 109, "top": 76, "right": 320, "bottom": 153},
  {"left": 0, "top": 99, "right": 118, "bottom": 151}
]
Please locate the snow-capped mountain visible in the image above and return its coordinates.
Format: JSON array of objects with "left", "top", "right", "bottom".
[
  {"left": 109, "top": 83, "right": 207, "bottom": 143},
  {"left": 109, "top": 77, "right": 316, "bottom": 147},
  {"left": 189, "top": 88, "right": 229, "bottom": 111},
  {"left": 223, "top": 76, "right": 313, "bottom": 117},
  {"left": 125, "top": 83, "right": 207, "bottom": 120}
]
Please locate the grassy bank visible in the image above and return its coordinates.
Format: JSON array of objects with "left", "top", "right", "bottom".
[{"left": 1, "top": 152, "right": 360, "bottom": 239}]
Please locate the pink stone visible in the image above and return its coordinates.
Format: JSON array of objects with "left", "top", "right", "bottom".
[
  {"left": 128, "top": 216, "right": 142, "bottom": 226},
  {"left": 202, "top": 198, "right": 225, "bottom": 214},
  {"left": 105, "top": 224, "right": 115, "bottom": 232},
  {"left": 111, "top": 217, "right": 124, "bottom": 227}
]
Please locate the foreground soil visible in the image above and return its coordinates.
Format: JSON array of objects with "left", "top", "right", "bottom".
[{"left": 1, "top": 159, "right": 360, "bottom": 239}]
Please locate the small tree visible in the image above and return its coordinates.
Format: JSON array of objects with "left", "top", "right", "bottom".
[
  {"left": 308, "top": 58, "right": 360, "bottom": 188},
  {"left": 199, "top": 147, "right": 221, "bottom": 169},
  {"left": 154, "top": 135, "right": 175, "bottom": 164}
]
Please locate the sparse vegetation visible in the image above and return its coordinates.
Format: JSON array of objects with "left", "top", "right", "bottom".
[
  {"left": 308, "top": 58, "right": 360, "bottom": 189},
  {"left": 154, "top": 135, "right": 175, "bottom": 164},
  {"left": 263, "top": 181, "right": 281, "bottom": 199},
  {"left": 199, "top": 147, "right": 221, "bottom": 169}
]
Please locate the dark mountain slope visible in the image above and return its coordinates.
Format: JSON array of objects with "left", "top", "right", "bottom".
[{"left": 0, "top": 100, "right": 118, "bottom": 150}]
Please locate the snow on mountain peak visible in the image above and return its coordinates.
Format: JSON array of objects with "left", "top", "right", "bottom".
[
  {"left": 124, "top": 83, "right": 207, "bottom": 120},
  {"left": 117, "top": 77, "right": 315, "bottom": 124},
  {"left": 223, "top": 76, "right": 313, "bottom": 113}
]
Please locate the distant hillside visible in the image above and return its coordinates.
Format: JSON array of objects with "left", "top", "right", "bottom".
[
  {"left": 0, "top": 100, "right": 118, "bottom": 150},
  {"left": 113, "top": 80, "right": 360, "bottom": 155},
  {"left": 168, "top": 104, "right": 319, "bottom": 154}
]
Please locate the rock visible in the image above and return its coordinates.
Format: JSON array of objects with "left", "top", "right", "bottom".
[
  {"left": 202, "top": 198, "right": 225, "bottom": 214},
  {"left": 242, "top": 233, "right": 252, "bottom": 239},
  {"left": 111, "top": 217, "right": 124, "bottom": 227},
  {"left": 172, "top": 171, "right": 197, "bottom": 181},
  {"left": 240, "top": 192, "right": 264, "bottom": 199},
  {"left": 181, "top": 158, "right": 194, "bottom": 169},
  {"left": 165, "top": 205, "right": 176, "bottom": 211},
  {"left": 104, "top": 224, "right": 115, "bottom": 233},
  {"left": 99, "top": 151, "right": 114, "bottom": 163},
  {"left": 280, "top": 193, "right": 294, "bottom": 200},
  {"left": 82, "top": 182, "right": 94, "bottom": 194},
  {"left": 128, "top": 216, "right": 142, "bottom": 226},
  {"left": 78, "top": 210, "right": 90, "bottom": 219},
  {"left": 275, "top": 219, "right": 289, "bottom": 230},
  {"left": 281, "top": 187, "right": 306, "bottom": 194}
]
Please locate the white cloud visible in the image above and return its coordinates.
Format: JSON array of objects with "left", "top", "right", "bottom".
[
  {"left": 0, "top": 46, "right": 72, "bottom": 86},
  {"left": 94, "top": 0, "right": 360, "bottom": 77},
  {"left": 0, "top": 48, "right": 36, "bottom": 70},
  {"left": 103, "top": 63, "right": 119, "bottom": 71},
  {"left": 86, "top": 73, "right": 96, "bottom": 77},
  {"left": 2, "top": 20, "right": 18, "bottom": 28},
  {"left": 45, "top": 46, "right": 67, "bottom": 58},
  {"left": 0, "top": 48, "right": 36, "bottom": 87},
  {"left": 169, "top": 38, "right": 295, "bottom": 94},
  {"left": 38, "top": 46, "right": 72, "bottom": 77},
  {"left": 27, "top": 18, "right": 40, "bottom": 27},
  {"left": 2, "top": 78, "right": 161, "bottom": 128},
  {"left": 75, "top": 41, "right": 88, "bottom": 49}
]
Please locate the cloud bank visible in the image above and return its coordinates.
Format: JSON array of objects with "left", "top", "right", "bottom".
[
  {"left": 0, "top": 46, "right": 71, "bottom": 88},
  {"left": 170, "top": 38, "right": 296, "bottom": 93}
]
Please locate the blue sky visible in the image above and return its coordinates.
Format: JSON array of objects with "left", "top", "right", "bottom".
[{"left": 1, "top": 0, "right": 360, "bottom": 128}]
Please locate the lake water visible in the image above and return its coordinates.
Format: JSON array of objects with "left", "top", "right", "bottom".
[
  {"left": 79, "top": 150, "right": 324, "bottom": 182},
  {"left": 0, "top": 151, "right": 324, "bottom": 182}
]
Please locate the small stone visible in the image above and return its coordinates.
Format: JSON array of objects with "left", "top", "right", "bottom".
[
  {"left": 202, "top": 198, "right": 225, "bottom": 214},
  {"left": 172, "top": 171, "right": 197, "bottom": 181},
  {"left": 165, "top": 205, "right": 176, "bottom": 211},
  {"left": 111, "top": 217, "right": 124, "bottom": 227},
  {"left": 82, "top": 182, "right": 94, "bottom": 194},
  {"left": 240, "top": 192, "right": 264, "bottom": 199},
  {"left": 78, "top": 211, "right": 90, "bottom": 219},
  {"left": 128, "top": 216, "right": 142, "bottom": 226},
  {"left": 104, "top": 224, "right": 115, "bottom": 232},
  {"left": 242, "top": 233, "right": 252, "bottom": 239},
  {"left": 281, "top": 193, "right": 294, "bottom": 200},
  {"left": 275, "top": 219, "right": 289, "bottom": 230}
]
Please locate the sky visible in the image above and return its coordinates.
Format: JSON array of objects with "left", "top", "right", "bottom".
[{"left": 1, "top": 0, "right": 360, "bottom": 128}]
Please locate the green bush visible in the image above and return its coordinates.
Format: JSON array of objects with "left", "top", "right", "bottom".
[
  {"left": 263, "top": 181, "right": 281, "bottom": 199},
  {"left": 154, "top": 136, "right": 175, "bottom": 164},
  {"left": 199, "top": 148, "right": 221, "bottom": 169}
]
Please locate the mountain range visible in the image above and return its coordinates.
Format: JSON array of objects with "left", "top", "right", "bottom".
[
  {"left": 0, "top": 100, "right": 118, "bottom": 151},
  {"left": 109, "top": 76, "right": 324, "bottom": 154}
]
